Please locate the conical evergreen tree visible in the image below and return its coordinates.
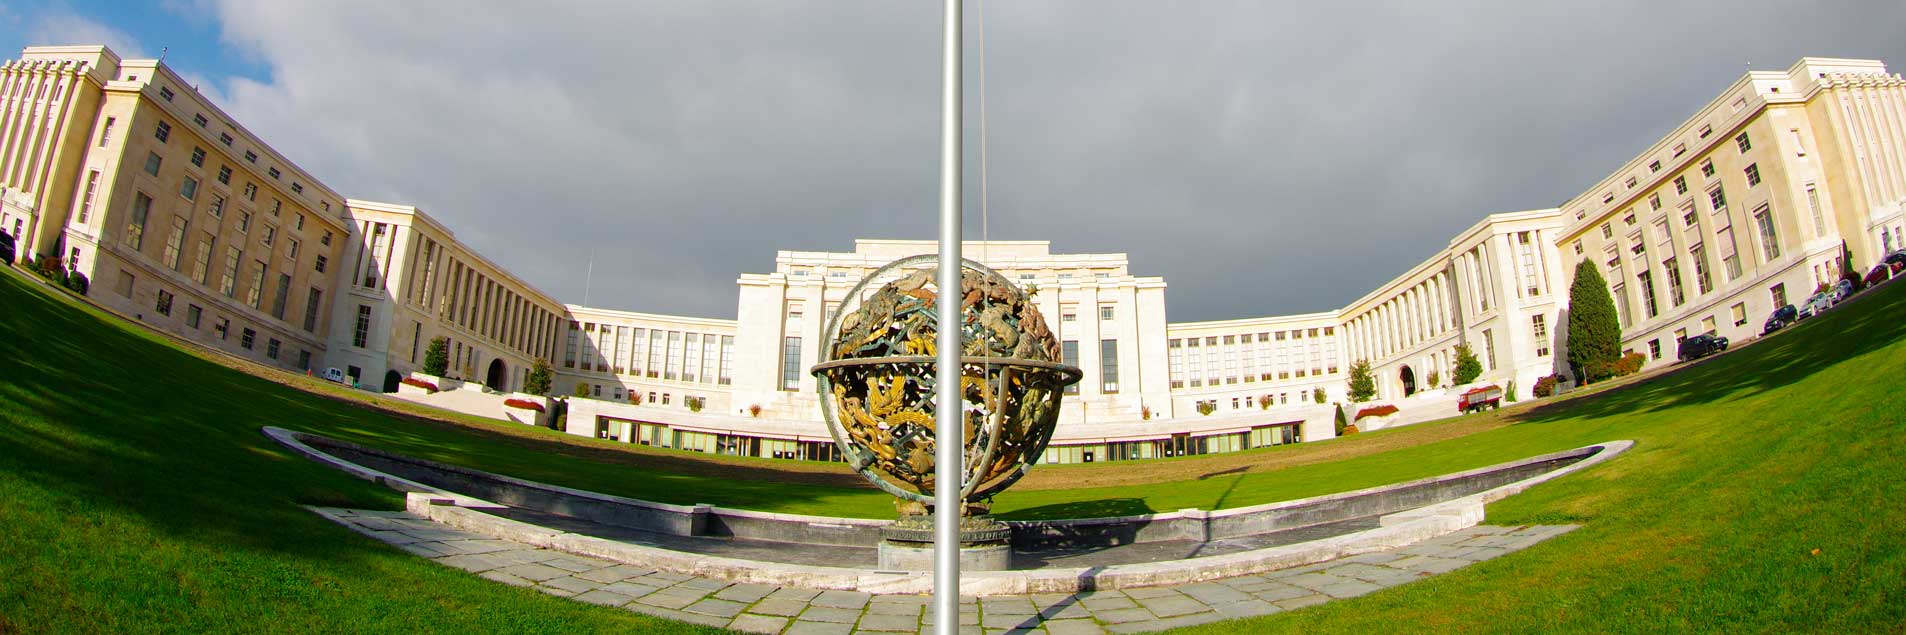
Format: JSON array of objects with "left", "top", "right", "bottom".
[
  {"left": 1566, "top": 261, "right": 1622, "bottom": 383},
  {"left": 1346, "top": 359, "right": 1377, "bottom": 403},
  {"left": 1452, "top": 343, "right": 1483, "bottom": 385},
  {"left": 422, "top": 336, "right": 450, "bottom": 377}
]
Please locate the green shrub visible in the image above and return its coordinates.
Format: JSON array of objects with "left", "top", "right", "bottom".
[
  {"left": 1533, "top": 374, "right": 1558, "bottom": 398},
  {"left": 1347, "top": 359, "right": 1376, "bottom": 402},
  {"left": 523, "top": 357, "right": 553, "bottom": 395},
  {"left": 1613, "top": 352, "right": 1646, "bottom": 377},
  {"left": 1334, "top": 405, "right": 1347, "bottom": 436},
  {"left": 574, "top": 381, "right": 591, "bottom": 398},
  {"left": 63, "top": 271, "right": 89, "bottom": 295},
  {"left": 1258, "top": 395, "right": 1272, "bottom": 410},
  {"left": 1452, "top": 344, "right": 1483, "bottom": 385},
  {"left": 1313, "top": 389, "right": 1327, "bottom": 404},
  {"left": 1567, "top": 261, "right": 1623, "bottom": 384},
  {"left": 1196, "top": 401, "right": 1216, "bottom": 416},
  {"left": 1506, "top": 380, "right": 1518, "bottom": 403},
  {"left": 421, "top": 336, "right": 450, "bottom": 377},
  {"left": 1426, "top": 370, "right": 1441, "bottom": 389}
]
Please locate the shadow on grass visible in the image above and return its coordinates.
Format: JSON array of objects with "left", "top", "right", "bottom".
[
  {"left": 996, "top": 497, "right": 1154, "bottom": 521},
  {"left": 1507, "top": 280, "right": 1906, "bottom": 426}
]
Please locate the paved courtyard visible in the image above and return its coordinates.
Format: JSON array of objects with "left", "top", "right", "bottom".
[{"left": 314, "top": 507, "right": 1575, "bottom": 634}]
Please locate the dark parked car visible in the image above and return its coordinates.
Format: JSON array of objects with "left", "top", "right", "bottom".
[
  {"left": 1764, "top": 304, "right": 1797, "bottom": 335},
  {"left": 1677, "top": 333, "right": 1729, "bottom": 361},
  {"left": 0, "top": 231, "right": 14, "bottom": 266},
  {"left": 1868, "top": 263, "right": 1895, "bottom": 287}
]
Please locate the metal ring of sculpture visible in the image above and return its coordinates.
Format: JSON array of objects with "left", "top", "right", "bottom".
[{"left": 811, "top": 255, "right": 1081, "bottom": 514}]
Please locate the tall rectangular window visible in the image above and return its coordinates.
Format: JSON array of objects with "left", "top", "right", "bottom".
[
  {"left": 160, "top": 216, "right": 188, "bottom": 269},
  {"left": 125, "top": 193, "right": 152, "bottom": 250},
  {"left": 1708, "top": 186, "right": 1727, "bottom": 213},
  {"left": 1754, "top": 205, "right": 1781, "bottom": 262},
  {"left": 1531, "top": 315, "right": 1549, "bottom": 356},
  {"left": 1100, "top": 339, "right": 1120, "bottom": 393},
  {"left": 144, "top": 152, "right": 162, "bottom": 176},
  {"left": 701, "top": 334, "right": 720, "bottom": 385},
  {"left": 1743, "top": 163, "right": 1761, "bottom": 187},
  {"left": 1167, "top": 338, "right": 1184, "bottom": 389},
  {"left": 192, "top": 233, "right": 215, "bottom": 284},
  {"left": 719, "top": 335, "right": 735, "bottom": 386},
  {"left": 648, "top": 330, "right": 664, "bottom": 378},
  {"left": 1062, "top": 340, "right": 1080, "bottom": 394},
  {"left": 1481, "top": 329, "right": 1496, "bottom": 371},
  {"left": 154, "top": 121, "right": 171, "bottom": 142},
  {"left": 666, "top": 331, "right": 683, "bottom": 380},
  {"left": 563, "top": 323, "right": 579, "bottom": 368},
  {"left": 99, "top": 117, "right": 115, "bottom": 147},
  {"left": 1736, "top": 132, "right": 1752, "bottom": 153},
  {"left": 781, "top": 337, "right": 802, "bottom": 391},
  {"left": 1637, "top": 270, "right": 1658, "bottom": 318},
  {"left": 353, "top": 305, "right": 372, "bottom": 348},
  {"left": 246, "top": 260, "right": 267, "bottom": 308},
  {"left": 77, "top": 171, "right": 99, "bottom": 223},
  {"left": 303, "top": 288, "right": 322, "bottom": 333},
  {"left": 1806, "top": 186, "right": 1826, "bottom": 236},
  {"left": 1612, "top": 284, "right": 1630, "bottom": 327},
  {"left": 270, "top": 273, "right": 291, "bottom": 320},
  {"left": 1690, "top": 244, "right": 1713, "bottom": 295},
  {"left": 220, "top": 246, "right": 241, "bottom": 297},
  {"left": 1770, "top": 283, "right": 1788, "bottom": 309}
]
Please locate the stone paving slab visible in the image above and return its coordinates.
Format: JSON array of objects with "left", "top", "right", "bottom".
[{"left": 314, "top": 506, "right": 1575, "bottom": 634}]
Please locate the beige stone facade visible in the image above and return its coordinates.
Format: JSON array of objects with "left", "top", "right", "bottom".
[{"left": 7, "top": 45, "right": 1906, "bottom": 464}]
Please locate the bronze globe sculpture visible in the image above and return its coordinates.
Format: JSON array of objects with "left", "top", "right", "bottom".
[{"left": 811, "top": 255, "right": 1080, "bottom": 569}]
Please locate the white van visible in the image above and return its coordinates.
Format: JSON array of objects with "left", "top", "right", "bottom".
[{"left": 320, "top": 367, "right": 346, "bottom": 384}]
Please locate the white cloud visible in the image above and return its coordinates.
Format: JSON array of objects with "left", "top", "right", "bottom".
[{"left": 30, "top": 11, "right": 145, "bottom": 58}]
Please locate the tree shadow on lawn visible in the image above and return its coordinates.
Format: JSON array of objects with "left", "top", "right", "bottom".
[
  {"left": 1509, "top": 280, "right": 1906, "bottom": 427},
  {"left": 0, "top": 272, "right": 854, "bottom": 567}
]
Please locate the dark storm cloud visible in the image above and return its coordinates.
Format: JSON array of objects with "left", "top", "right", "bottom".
[{"left": 193, "top": 1, "right": 1906, "bottom": 321}]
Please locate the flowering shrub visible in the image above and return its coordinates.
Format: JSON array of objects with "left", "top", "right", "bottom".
[
  {"left": 1356, "top": 404, "right": 1399, "bottom": 419},
  {"left": 1533, "top": 374, "right": 1559, "bottom": 398},
  {"left": 400, "top": 377, "right": 439, "bottom": 393},
  {"left": 1614, "top": 352, "right": 1646, "bottom": 377},
  {"left": 503, "top": 398, "right": 545, "bottom": 412}
]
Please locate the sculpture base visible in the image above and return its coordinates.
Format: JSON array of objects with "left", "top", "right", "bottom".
[
  {"left": 877, "top": 540, "right": 1012, "bottom": 572},
  {"left": 876, "top": 514, "right": 1013, "bottom": 572}
]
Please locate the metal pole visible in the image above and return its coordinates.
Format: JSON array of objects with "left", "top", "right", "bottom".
[{"left": 933, "top": 0, "right": 964, "bottom": 631}]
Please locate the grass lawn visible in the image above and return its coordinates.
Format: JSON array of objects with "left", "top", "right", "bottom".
[{"left": 3, "top": 261, "right": 1903, "bottom": 632}]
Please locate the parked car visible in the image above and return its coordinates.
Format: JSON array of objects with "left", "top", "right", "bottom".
[
  {"left": 0, "top": 231, "right": 14, "bottom": 265},
  {"left": 1677, "top": 333, "right": 1730, "bottom": 361},
  {"left": 1829, "top": 279, "right": 1854, "bottom": 305},
  {"left": 1868, "top": 263, "right": 1895, "bottom": 287},
  {"left": 1764, "top": 304, "right": 1797, "bottom": 334},
  {"left": 1885, "top": 250, "right": 1906, "bottom": 270},
  {"left": 1797, "top": 292, "right": 1833, "bottom": 320}
]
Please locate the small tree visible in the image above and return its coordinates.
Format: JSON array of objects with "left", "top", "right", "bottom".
[
  {"left": 1346, "top": 359, "right": 1377, "bottom": 403},
  {"left": 1452, "top": 343, "right": 1484, "bottom": 385},
  {"left": 1313, "top": 388, "right": 1327, "bottom": 404},
  {"left": 1334, "top": 404, "right": 1347, "bottom": 436},
  {"left": 523, "top": 357, "right": 553, "bottom": 395},
  {"left": 1258, "top": 395, "right": 1272, "bottom": 409},
  {"left": 1566, "top": 261, "right": 1622, "bottom": 384},
  {"left": 421, "top": 336, "right": 450, "bottom": 377},
  {"left": 574, "top": 381, "right": 590, "bottom": 398},
  {"left": 1196, "top": 401, "right": 1216, "bottom": 416},
  {"left": 1505, "top": 380, "right": 1518, "bottom": 403},
  {"left": 1426, "top": 369, "right": 1441, "bottom": 389}
]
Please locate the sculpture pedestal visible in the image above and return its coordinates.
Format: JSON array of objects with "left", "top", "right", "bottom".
[{"left": 876, "top": 515, "right": 1013, "bottom": 572}]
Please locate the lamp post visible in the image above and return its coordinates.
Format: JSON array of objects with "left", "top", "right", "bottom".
[{"left": 933, "top": 0, "right": 964, "bottom": 631}]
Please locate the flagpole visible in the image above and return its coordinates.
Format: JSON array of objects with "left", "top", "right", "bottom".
[{"left": 933, "top": 0, "right": 964, "bottom": 631}]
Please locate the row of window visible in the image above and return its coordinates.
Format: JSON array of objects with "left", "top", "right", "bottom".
[
  {"left": 403, "top": 235, "right": 560, "bottom": 363},
  {"left": 1166, "top": 329, "right": 1339, "bottom": 389},
  {"left": 146, "top": 84, "right": 329, "bottom": 209},
  {"left": 120, "top": 267, "right": 310, "bottom": 369},
  {"left": 569, "top": 323, "right": 736, "bottom": 387}
]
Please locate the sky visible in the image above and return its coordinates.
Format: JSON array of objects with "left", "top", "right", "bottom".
[{"left": 4, "top": 1, "right": 1905, "bottom": 322}]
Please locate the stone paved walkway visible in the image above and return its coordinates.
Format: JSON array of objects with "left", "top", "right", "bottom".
[{"left": 314, "top": 507, "right": 1575, "bottom": 634}]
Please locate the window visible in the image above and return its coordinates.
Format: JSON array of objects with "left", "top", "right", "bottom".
[
  {"left": 214, "top": 317, "right": 229, "bottom": 340},
  {"left": 262, "top": 225, "right": 275, "bottom": 246},
  {"left": 1744, "top": 163, "right": 1761, "bottom": 187},
  {"left": 99, "top": 117, "right": 115, "bottom": 147},
  {"left": 1770, "top": 283, "right": 1788, "bottom": 309},
  {"left": 154, "top": 121, "right": 171, "bottom": 142},
  {"left": 266, "top": 339, "right": 281, "bottom": 360},
  {"left": 1754, "top": 205, "right": 1781, "bottom": 261},
  {"left": 217, "top": 166, "right": 232, "bottom": 184},
  {"left": 244, "top": 151, "right": 258, "bottom": 163},
  {"left": 1674, "top": 175, "right": 1688, "bottom": 195},
  {"left": 267, "top": 167, "right": 281, "bottom": 179},
  {"left": 286, "top": 238, "right": 299, "bottom": 260},
  {"left": 1100, "top": 306, "right": 1114, "bottom": 321},
  {"left": 144, "top": 152, "right": 162, "bottom": 176},
  {"left": 125, "top": 193, "right": 152, "bottom": 250},
  {"left": 1736, "top": 132, "right": 1752, "bottom": 153},
  {"left": 1806, "top": 186, "right": 1826, "bottom": 236},
  {"left": 291, "top": 183, "right": 304, "bottom": 194},
  {"left": 1532, "top": 314, "right": 1549, "bottom": 356},
  {"left": 270, "top": 274, "right": 291, "bottom": 320},
  {"left": 1062, "top": 340, "right": 1080, "bottom": 393},
  {"left": 1691, "top": 245, "right": 1713, "bottom": 295},
  {"left": 246, "top": 260, "right": 266, "bottom": 308},
  {"left": 159, "top": 86, "right": 175, "bottom": 101},
  {"left": 190, "top": 147, "right": 206, "bottom": 167},
  {"left": 1100, "top": 339, "right": 1120, "bottom": 393},
  {"left": 1648, "top": 160, "right": 1661, "bottom": 173},
  {"left": 1673, "top": 143, "right": 1687, "bottom": 157},
  {"left": 179, "top": 177, "right": 198, "bottom": 201},
  {"left": 1061, "top": 311, "right": 1076, "bottom": 323},
  {"left": 1648, "top": 339, "right": 1661, "bottom": 360},
  {"left": 781, "top": 337, "right": 802, "bottom": 391},
  {"left": 77, "top": 171, "right": 99, "bottom": 223},
  {"left": 186, "top": 304, "right": 202, "bottom": 328},
  {"left": 155, "top": 290, "right": 174, "bottom": 316},
  {"left": 192, "top": 233, "right": 215, "bottom": 284},
  {"left": 1624, "top": 177, "right": 1637, "bottom": 189},
  {"left": 354, "top": 305, "right": 373, "bottom": 348},
  {"left": 294, "top": 214, "right": 304, "bottom": 231},
  {"left": 1601, "top": 223, "right": 1613, "bottom": 239},
  {"left": 320, "top": 231, "right": 332, "bottom": 246},
  {"left": 161, "top": 216, "right": 188, "bottom": 269},
  {"left": 1649, "top": 194, "right": 1661, "bottom": 210},
  {"left": 237, "top": 211, "right": 251, "bottom": 233},
  {"left": 1664, "top": 257, "right": 1685, "bottom": 306},
  {"left": 1731, "top": 302, "right": 1748, "bottom": 326},
  {"left": 219, "top": 132, "right": 233, "bottom": 146},
  {"left": 314, "top": 255, "right": 327, "bottom": 273},
  {"left": 1683, "top": 208, "right": 1699, "bottom": 228},
  {"left": 243, "top": 182, "right": 257, "bottom": 201},
  {"left": 1700, "top": 316, "right": 1717, "bottom": 335},
  {"left": 1638, "top": 270, "right": 1659, "bottom": 318},
  {"left": 1701, "top": 160, "right": 1715, "bottom": 178},
  {"left": 193, "top": 114, "right": 208, "bottom": 127},
  {"left": 241, "top": 328, "right": 256, "bottom": 350},
  {"left": 208, "top": 195, "right": 224, "bottom": 218},
  {"left": 220, "top": 246, "right": 241, "bottom": 297},
  {"left": 1573, "top": 240, "right": 1583, "bottom": 255},
  {"left": 303, "top": 289, "right": 323, "bottom": 333},
  {"left": 1708, "top": 186, "right": 1727, "bottom": 213},
  {"left": 1482, "top": 329, "right": 1496, "bottom": 371}
]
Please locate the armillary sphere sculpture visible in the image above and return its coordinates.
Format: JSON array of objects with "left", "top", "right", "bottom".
[{"left": 811, "top": 255, "right": 1080, "bottom": 555}]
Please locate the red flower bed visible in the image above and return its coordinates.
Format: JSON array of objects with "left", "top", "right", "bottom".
[
  {"left": 400, "top": 377, "right": 439, "bottom": 393},
  {"left": 1356, "top": 404, "right": 1399, "bottom": 419},
  {"left": 503, "top": 398, "right": 545, "bottom": 412}
]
